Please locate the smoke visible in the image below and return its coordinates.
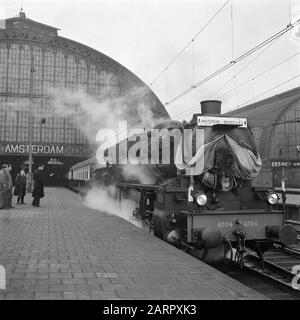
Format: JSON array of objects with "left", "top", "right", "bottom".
[
  {"left": 2, "top": 74, "right": 164, "bottom": 146},
  {"left": 56, "top": 76, "right": 166, "bottom": 228},
  {"left": 84, "top": 184, "right": 142, "bottom": 228},
  {"left": 120, "top": 164, "right": 157, "bottom": 184},
  {"left": 50, "top": 84, "right": 162, "bottom": 145},
  {"left": 49, "top": 75, "right": 166, "bottom": 227}
]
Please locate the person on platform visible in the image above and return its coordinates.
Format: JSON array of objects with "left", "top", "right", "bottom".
[
  {"left": 32, "top": 164, "right": 45, "bottom": 207},
  {"left": 3, "top": 164, "right": 13, "bottom": 208},
  {"left": 14, "top": 169, "right": 27, "bottom": 204},
  {"left": 0, "top": 164, "right": 9, "bottom": 209}
]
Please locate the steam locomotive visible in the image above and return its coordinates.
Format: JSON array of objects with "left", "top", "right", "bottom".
[{"left": 67, "top": 100, "right": 297, "bottom": 266}]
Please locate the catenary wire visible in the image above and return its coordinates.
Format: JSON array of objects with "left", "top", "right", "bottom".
[
  {"left": 164, "top": 18, "right": 300, "bottom": 106},
  {"left": 149, "top": 0, "right": 231, "bottom": 87}
]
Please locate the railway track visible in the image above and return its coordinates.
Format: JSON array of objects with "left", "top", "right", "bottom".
[
  {"left": 218, "top": 244, "right": 300, "bottom": 299},
  {"left": 132, "top": 212, "right": 300, "bottom": 298},
  {"left": 243, "top": 245, "right": 300, "bottom": 294},
  {"left": 219, "top": 219, "right": 300, "bottom": 299}
]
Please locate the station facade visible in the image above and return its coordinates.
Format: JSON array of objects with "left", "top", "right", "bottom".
[
  {"left": 0, "top": 11, "right": 168, "bottom": 184},
  {"left": 225, "top": 86, "right": 300, "bottom": 188}
]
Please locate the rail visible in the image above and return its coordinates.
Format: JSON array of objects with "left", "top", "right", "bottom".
[{"left": 243, "top": 246, "right": 300, "bottom": 295}]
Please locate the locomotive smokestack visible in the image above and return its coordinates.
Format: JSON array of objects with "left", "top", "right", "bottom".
[
  {"left": 190, "top": 100, "right": 222, "bottom": 124},
  {"left": 200, "top": 100, "right": 222, "bottom": 115}
]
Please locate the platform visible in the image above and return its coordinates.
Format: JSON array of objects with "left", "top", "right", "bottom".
[{"left": 0, "top": 187, "right": 267, "bottom": 300}]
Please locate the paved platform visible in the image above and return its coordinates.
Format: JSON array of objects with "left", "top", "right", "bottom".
[{"left": 0, "top": 187, "right": 267, "bottom": 300}]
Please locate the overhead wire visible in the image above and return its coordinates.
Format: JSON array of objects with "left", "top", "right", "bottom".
[
  {"left": 192, "top": 39, "right": 195, "bottom": 86},
  {"left": 230, "top": 0, "right": 234, "bottom": 61},
  {"left": 149, "top": 0, "right": 231, "bottom": 87},
  {"left": 237, "top": 74, "right": 300, "bottom": 108},
  {"left": 176, "top": 29, "right": 297, "bottom": 119},
  {"left": 288, "top": 0, "right": 291, "bottom": 25},
  {"left": 164, "top": 18, "right": 300, "bottom": 106},
  {"left": 211, "top": 36, "right": 282, "bottom": 99},
  {"left": 173, "top": 59, "right": 300, "bottom": 121},
  {"left": 218, "top": 51, "right": 300, "bottom": 99},
  {"left": 109, "top": 2, "right": 300, "bottom": 140}
]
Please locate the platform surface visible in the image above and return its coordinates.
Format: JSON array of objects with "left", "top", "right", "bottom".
[{"left": 0, "top": 187, "right": 267, "bottom": 300}]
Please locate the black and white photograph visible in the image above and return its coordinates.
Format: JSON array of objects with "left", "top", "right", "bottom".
[{"left": 0, "top": 0, "right": 300, "bottom": 309}]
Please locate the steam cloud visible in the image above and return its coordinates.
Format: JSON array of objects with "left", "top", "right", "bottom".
[
  {"left": 64, "top": 76, "right": 164, "bottom": 227},
  {"left": 120, "top": 164, "right": 157, "bottom": 184},
  {"left": 50, "top": 84, "right": 162, "bottom": 145},
  {"left": 83, "top": 185, "right": 142, "bottom": 228}
]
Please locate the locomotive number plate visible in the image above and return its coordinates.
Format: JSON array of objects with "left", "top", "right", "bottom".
[
  {"left": 217, "top": 221, "right": 233, "bottom": 228},
  {"left": 217, "top": 220, "right": 258, "bottom": 228},
  {"left": 242, "top": 220, "right": 258, "bottom": 227}
]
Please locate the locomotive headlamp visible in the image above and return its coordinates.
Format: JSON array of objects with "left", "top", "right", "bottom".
[
  {"left": 267, "top": 192, "right": 279, "bottom": 205},
  {"left": 195, "top": 192, "right": 207, "bottom": 206}
]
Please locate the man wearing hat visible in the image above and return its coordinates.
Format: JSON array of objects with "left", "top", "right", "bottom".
[
  {"left": 0, "top": 164, "right": 9, "bottom": 209},
  {"left": 32, "top": 164, "right": 45, "bottom": 207}
]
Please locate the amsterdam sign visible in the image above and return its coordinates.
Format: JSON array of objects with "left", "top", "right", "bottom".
[{"left": 4, "top": 144, "right": 64, "bottom": 155}]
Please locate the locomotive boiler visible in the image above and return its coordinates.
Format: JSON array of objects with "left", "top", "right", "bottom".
[{"left": 68, "top": 100, "right": 297, "bottom": 266}]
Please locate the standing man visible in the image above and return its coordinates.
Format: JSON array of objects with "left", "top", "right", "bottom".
[
  {"left": 0, "top": 164, "right": 9, "bottom": 209},
  {"left": 5, "top": 164, "right": 13, "bottom": 208},
  {"left": 32, "top": 164, "right": 45, "bottom": 207},
  {"left": 14, "top": 169, "right": 27, "bottom": 204}
]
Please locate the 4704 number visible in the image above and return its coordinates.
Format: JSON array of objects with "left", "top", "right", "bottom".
[{"left": 217, "top": 220, "right": 258, "bottom": 228}]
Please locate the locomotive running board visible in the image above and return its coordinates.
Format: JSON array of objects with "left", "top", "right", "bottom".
[{"left": 117, "top": 183, "right": 159, "bottom": 191}]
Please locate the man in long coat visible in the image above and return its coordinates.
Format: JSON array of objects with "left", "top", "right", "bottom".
[
  {"left": 14, "top": 169, "right": 27, "bottom": 204},
  {"left": 32, "top": 164, "right": 45, "bottom": 207},
  {"left": 0, "top": 164, "right": 9, "bottom": 209},
  {"left": 4, "top": 164, "right": 13, "bottom": 208}
]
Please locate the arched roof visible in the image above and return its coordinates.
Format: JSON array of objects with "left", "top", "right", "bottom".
[
  {"left": 225, "top": 86, "right": 300, "bottom": 128},
  {"left": 224, "top": 86, "right": 300, "bottom": 162},
  {"left": 0, "top": 12, "right": 169, "bottom": 120}
]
